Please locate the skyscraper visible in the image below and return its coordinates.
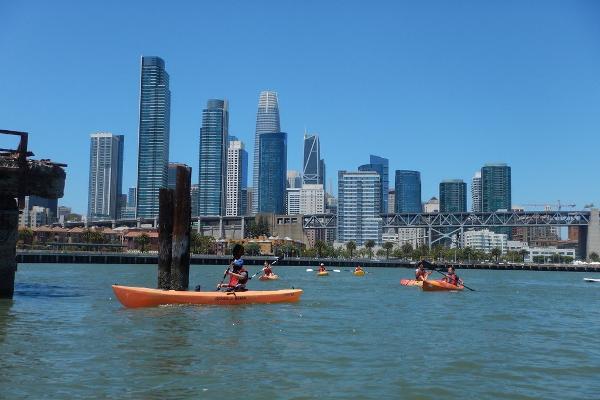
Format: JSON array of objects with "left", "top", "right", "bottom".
[
  {"left": 286, "top": 170, "right": 302, "bottom": 188},
  {"left": 303, "top": 133, "right": 321, "bottom": 185},
  {"left": 88, "top": 133, "right": 124, "bottom": 220},
  {"left": 198, "top": 99, "right": 229, "bottom": 216},
  {"left": 471, "top": 172, "right": 482, "bottom": 212},
  {"left": 394, "top": 170, "right": 421, "bottom": 213},
  {"left": 258, "top": 132, "right": 287, "bottom": 214},
  {"left": 252, "top": 90, "right": 280, "bottom": 214},
  {"left": 337, "top": 170, "right": 382, "bottom": 245},
  {"left": 168, "top": 162, "right": 188, "bottom": 190},
  {"left": 439, "top": 179, "right": 467, "bottom": 212},
  {"left": 136, "top": 56, "right": 170, "bottom": 219},
  {"left": 190, "top": 184, "right": 199, "bottom": 217},
  {"left": 481, "top": 164, "right": 511, "bottom": 212},
  {"left": 127, "top": 187, "right": 137, "bottom": 208},
  {"left": 226, "top": 139, "right": 248, "bottom": 216},
  {"left": 358, "top": 155, "right": 388, "bottom": 214}
]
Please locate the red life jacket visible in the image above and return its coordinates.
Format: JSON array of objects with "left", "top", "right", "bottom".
[
  {"left": 228, "top": 268, "right": 248, "bottom": 287},
  {"left": 264, "top": 267, "right": 273, "bottom": 275},
  {"left": 446, "top": 273, "right": 459, "bottom": 286},
  {"left": 415, "top": 269, "right": 427, "bottom": 280}
]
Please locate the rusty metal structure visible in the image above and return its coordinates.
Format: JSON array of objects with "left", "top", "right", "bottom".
[{"left": 0, "top": 130, "right": 66, "bottom": 298}]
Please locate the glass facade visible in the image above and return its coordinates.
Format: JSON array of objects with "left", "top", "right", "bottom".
[
  {"left": 136, "top": 56, "right": 170, "bottom": 219},
  {"left": 337, "top": 171, "right": 382, "bottom": 245},
  {"left": 252, "top": 91, "right": 280, "bottom": 214},
  {"left": 394, "top": 170, "right": 421, "bottom": 213},
  {"left": 439, "top": 179, "right": 467, "bottom": 212},
  {"left": 369, "top": 155, "right": 388, "bottom": 213},
  {"left": 471, "top": 172, "right": 482, "bottom": 212},
  {"left": 198, "top": 99, "right": 228, "bottom": 216},
  {"left": 303, "top": 134, "right": 320, "bottom": 184},
  {"left": 88, "top": 133, "right": 124, "bottom": 220},
  {"left": 258, "top": 132, "right": 287, "bottom": 214},
  {"left": 481, "top": 164, "right": 511, "bottom": 212}
]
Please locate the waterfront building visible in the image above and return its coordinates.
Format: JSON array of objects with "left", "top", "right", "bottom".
[
  {"left": 359, "top": 155, "right": 389, "bottom": 214},
  {"left": 383, "top": 228, "right": 426, "bottom": 248},
  {"left": 287, "top": 170, "right": 302, "bottom": 188},
  {"left": 127, "top": 187, "right": 137, "bottom": 208},
  {"left": 463, "top": 229, "right": 508, "bottom": 254},
  {"left": 198, "top": 99, "right": 229, "bottom": 216},
  {"left": 337, "top": 170, "right": 381, "bottom": 245},
  {"left": 300, "top": 184, "right": 325, "bottom": 215},
  {"left": 168, "top": 162, "right": 188, "bottom": 190},
  {"left": 471, "top": 172, "right": 482, "bottom": 212},
  {"left": 394, "top": 170, "right": 421, "bottom": 213},
  {"left": 424, "top": 197, "right": 440, "bottom": 213},
  {"left": 507, "top": 241, "right": 576, "bottom": 263},
  {"left": 481, "top": 164, "right": 511, "bottom": 212},
  {"left": 387, "top": 190, "right": 395, "bottom": 214},
  {"left": 303, "top": 133, "right": 322, "bottom": 185},
  {"left": 136, "top": 56, "right": 170, "bottom": 219},
  {"left": 88, "top": 133, "right": 124, "bottom": 221},
  {"left": 258, "top": 132, "right": 287, "bottom": 214},
  {"left": 286, "top": 188, "right": 301, "bottom": 215},
  {"left": 190, "top": 184, "right": 199, "bottom": 217},
  {"left": 252, "top": 90, "right": 280, "bottom": 214},
  {"left": 439, "top": 179, "right": 467, "bottom": 213},
  {"left": 226, "top": 139, "right": 248, "bottom": 216}
]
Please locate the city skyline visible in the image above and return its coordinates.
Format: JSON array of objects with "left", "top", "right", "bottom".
[{"left": 2, "top": 2, "right": 599, "bottom": 214}]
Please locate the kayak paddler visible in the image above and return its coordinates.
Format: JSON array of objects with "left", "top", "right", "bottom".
[
  {"left": 354, "top": 265, "right": 363, "bottom": 273},
  {"left": 217, "top": 244, "right": 249, "bottom": 292},
  {"left": 318, "top": 263, "right": 327, "bottom": 273},
  {"left": 262, "top": 261, "right": 274, "bottom": 276},
  {"left": 442, "top": 266, "right": 462, "bottom": 286},
  {"left": 415, "top": 261, "right": 431, "bottom": 281}
]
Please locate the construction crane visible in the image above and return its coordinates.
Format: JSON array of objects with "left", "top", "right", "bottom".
[{"left": 520, "top": 201, "right": 576, "bottom": 211}]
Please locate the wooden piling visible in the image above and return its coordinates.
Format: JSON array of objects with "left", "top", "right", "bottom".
[
  {"left": 157, "top": 188, "right": 174, "bottom": 290},
  {"left": 171, "top": 166, "right": 191, "bottom": 290},
  {"left": 0, "top": 197, "right": 18, "bottom": 298}
]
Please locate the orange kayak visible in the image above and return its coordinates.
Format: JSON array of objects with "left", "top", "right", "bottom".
[
  {"left": 400, "top": 279, "right": 423, "bottom": 287},
  {"left": 421, "top": 280, "right": 464, "bottom": 291},
  {"left": 259, "top": 274, "right": 279, "bottom": 281},
  {"left": 112, "top": 285, "right": 302, "bottom": 308}
]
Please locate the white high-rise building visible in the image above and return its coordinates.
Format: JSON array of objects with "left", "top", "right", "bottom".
[
  {"left": 471, "top": 172, "right": 482, "bottom": 212},
  {"left": 424, "top": 197, "right": 440, "bottom": 213},
  {"left": 299, "top": 184, "right": 325, "bottom": 215},
  {"left": 226, "top": 139, "right": 248, "bottom": 216},
  {"left": 88, "top": 132, "right": 124, "bottom": 221},
  {"left": 463, "top": 229, "right": 507, "bottom": 253},
  {"left": 286, "top": 188, "right": 301, "bottom": 215}
]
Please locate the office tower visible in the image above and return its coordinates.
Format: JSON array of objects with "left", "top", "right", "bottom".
[
  {"left": 190, "top": 184, "right": 199, "bottom": 217},
  {"left": 303, "top": 133, "right": 321, "bottom": 185},
  {"left": 226, "top": 139, "right": 248, "bottom": 216},
  {"left": 198, "top": 99, "right": 228, "bottom": 216},
  {"left": 359, "top": 155, "right": 388, "bottom": 214},
  {"left": 252, "top": 90, "right": 280, "bottom": 214},
  {"left": 286, "top": 188, "right": 301, "bottom": 215},
  {"left": 136, "top": 56, "right": 170, "bottom": 219},
  {"left": 471, "top": 172, "right": 482, "bottom": 212},
  {"left": 337, "top": 170, "right": 382, "bottom": 245},
  {"left": 88, "top": 133, "right": 124, "bottom": 220},
  {"left": 319, "top": 158, "right": 326, "bottom": 187},
  {"left": 394, "top": 170, "right": 421, "bottom": 213},
  {"left": 287, "top": 170, "right": 302, "bottom": 188},
  {"left": 168, "top": 162, "right": 188, "bottom": 190},
  {"left": 258, "top": 132, "right": 287, "bottom": 214},
  {"left": 246, "top": 187, "right": 254, "bottom": 216},
  {"left": 127, "top": 187, "right": 137, "bottom": 208},
  {"left": 439, "top": 179, "right": 467, "bottom": 212},
  {"left": 300, "top": 184, "right": 325, "bottom": 215},
  {"left": 481, "top": 164, "right": 511, "bottom": 212}
]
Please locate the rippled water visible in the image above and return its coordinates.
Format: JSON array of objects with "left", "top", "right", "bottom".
[{"left": 1, "top": 264, "right": 600, "bottom": 399}]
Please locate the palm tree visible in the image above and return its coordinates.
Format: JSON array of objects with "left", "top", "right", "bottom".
[
  {"left": 382, "top": 241, "right": 394, "bottom": 259},
  {"left": 491, "top": 247, "right": 501, "bottom": 262},
  {"left": 346, "top": 241, "right": 357, "bottom": 259},
  {"left": 314, "top": 240, "right": 327, "bottom": 258},
  {"left": 519, "top": 249, "right": 528, "bottom": 263},
  {"left": 134, "top": 233, "right": 150, "bottom": 253},
  {"left": 365, "top": 240, "right": 375, "bottom": 259},
  {"left": 401, "top": 243, "right": 413, "bottom": 260}
]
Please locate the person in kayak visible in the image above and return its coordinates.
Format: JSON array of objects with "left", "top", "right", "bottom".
[
  {"left": 318, "top": 263, "right": 327, "bottom": 273},
  {"left": 262, "top": 261, "right": 274, "bottom": 276},
  {"left": 217, "top": 244, "right": 249, "bottom": 292},
  {"left": 415, "top": 261, "right": 431, "bottom": 281},
  {"left": 443, "top": 266, "right": 462, "bottom": 286},
  {"left": 354, "top": 265, "right": 363, "bottom": 273}
]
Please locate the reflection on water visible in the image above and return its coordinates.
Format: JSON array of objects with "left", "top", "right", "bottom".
[{"left": 15, "top": 283, "right": 84, "bottom": 298}]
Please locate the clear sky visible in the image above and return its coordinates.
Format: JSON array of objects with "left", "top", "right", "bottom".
[{"left": 1, "top": 0, "right": 599, "bottom": 214}]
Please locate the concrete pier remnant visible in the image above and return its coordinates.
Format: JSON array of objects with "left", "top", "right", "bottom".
[
  {"left": 157, "top": 188, "right": 174, "bottom": 290},
  {"left": 170, "top": 165, "right": 191, "bottom": 291},
  {"left": 586, "top": 208, "right": 600, "bottom": 258},
  {"left": 0, "top": 130, "right": 66, "bottom": 299}
]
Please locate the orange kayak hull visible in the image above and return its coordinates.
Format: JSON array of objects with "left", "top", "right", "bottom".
[
  {"left": 400, "top": 279, "right": 423, "bottom": 287},
  {"left": 421, "top": 280, "right": 464, "bottom": 291},
  {"left": 112, "top": 285, "right": 302, "bottom": 308}
]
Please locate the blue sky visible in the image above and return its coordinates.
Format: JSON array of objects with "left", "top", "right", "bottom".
[{"left": 1, "top": 0, "right": 599, "bottom": 214}]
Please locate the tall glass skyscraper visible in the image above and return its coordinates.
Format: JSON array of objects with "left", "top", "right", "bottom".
[
  {"left": 471, "top": 172, "right": 482, "bottom": 212},
  {"left": 198, "top": 99, "right": 229, "bottom": 216},
  {"left": 258, "top": 132, "right": 287, "bottom": 214},
  {"left": 88, "top": 133, "right": 124, "bottom": 220},
  {"left": 359, "top": 155, "right": 388, "bottom": 213},
  {"left": 303, "top": 133, "right": 321, "bottom": 185},
  {"left": 394, "top": 170, "right": 421, "bottom": 213},
  {"left": 252, "top": 91, "right": 280, "bottom": 214},
  {"left": 439, "top": 179, "right": 467, "bottom": 213},
  {"left": 136, "top": 56, "right": 170, "bottom": 219},
  {"left": 481, "top": 163, "right": 511, "bottom": 212},
  {"left": 337, "top": 170, "right": 382, "bottom": 245}
]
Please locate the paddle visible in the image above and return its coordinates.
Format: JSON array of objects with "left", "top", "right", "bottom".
[
  {"left": 431, "top": 268, "right": 475, "bottom": 292},
  {"left": 306, "top": 268, "right": 340, "bottom": 272},
  {"left": 215, "top": 259, "right": 234, "bottom": 291},
  {"left": 250, "top": 258, "right": 279, "bottom": 280}
]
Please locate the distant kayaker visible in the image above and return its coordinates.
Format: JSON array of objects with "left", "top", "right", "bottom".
[
  {"left": 443, "top": 266, "right": 462, "bottom": 286},
  {"left": 354, "top": 265, "right": 363, "bottom": 272},
  {"left": 263, "top": 261, "right": 274, "bottom": 276},
  {"left": 318, "top": 263, "right": 327, "bottom": 273},
  {"left": 218, "top": 244, "right": 249, "bottom": 292},
  {"left": 415, "top": 262, "right": 431, "bottom": 281}
]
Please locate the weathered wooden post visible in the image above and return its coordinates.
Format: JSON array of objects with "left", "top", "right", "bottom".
[
  {"left": 171, "top": 165, "right": 191, "bottom": 290},
  {"left": 0, "top": 130, "right": 66, "bottom": 299},
  {"left": 157, "top": 188, "right": 174, "bottom": 289}
]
